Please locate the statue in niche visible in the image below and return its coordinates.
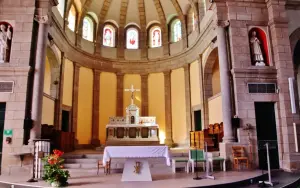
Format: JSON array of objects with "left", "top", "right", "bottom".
[
  {"left": 250, "top": 31, "right": 265, "bottom": 66},
  {"left": 130, "top": 116, "right": 135, "bottom": 124},
  {"left": 0, "top": 24, "right": 12, "bottom": 63}
]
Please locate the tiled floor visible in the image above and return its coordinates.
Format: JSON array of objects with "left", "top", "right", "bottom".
[{"left": 0, "top": 168, "right": 263, "bottom": 188}]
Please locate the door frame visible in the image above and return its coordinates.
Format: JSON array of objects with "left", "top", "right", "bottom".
[
  {"left": 192, "top": 105, "right": 201, "bottom": 131},
  {"left": 62, "top": 104, "right": 72, "bottom": 132}
]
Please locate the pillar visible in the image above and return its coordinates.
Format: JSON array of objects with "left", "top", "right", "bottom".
[
  {"left": 30, "top": 10, "right": 52, "bottom": 142},
  {"left": 198, "top": 55, "right": 208, "bottom": 130},
  {"left": 184, "top": 64, "right": 192, "bottom": 145},
  {"left": 54, "top": 52, "right": 65, "bottom": 130},
  {"left": 72, "top": 63, "right": 80, "bottom": 145},
  {"left": 91, "top": 70, "right": 101, "bottom": 146},
  {"left": 141, "top": 73, "right": 149, "bottom": 116},
  {"left": 116, "top": 73, "right": 124, "bottom": 116},
  {"left": 217, "top": 23, "right": 235, "bottom": 143},
  {"left": 164, "top": 71, "right": 173, "bottom": 146}
]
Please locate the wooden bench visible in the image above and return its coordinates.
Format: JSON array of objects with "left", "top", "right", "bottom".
[{"left": 171, "top": 157, "right": 189, "bottom": 173}]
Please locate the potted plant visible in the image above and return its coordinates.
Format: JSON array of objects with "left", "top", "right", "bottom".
[{"left": 42, "top": 149, "right": 70, "bottom": 187}]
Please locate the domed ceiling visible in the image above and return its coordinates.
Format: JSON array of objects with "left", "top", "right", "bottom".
[{"left": 73, "top": 0, "right": 194, "bottom": 28}]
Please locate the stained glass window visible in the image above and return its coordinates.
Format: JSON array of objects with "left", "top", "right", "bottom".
[
  {"left": 82, "top": 17, "right": 93, "bottom": 41},
  {"left": 126, "top": 28, "right": 139, "bottom": 49},
  {"left": 103, "top": 25, "right": 115, "bottom": 47},
  {"left": 173, "top": 20, "right": 182, "bottom": 42},
  {"left": 57, "top": 0, "right": 65, "bottom": 17},
  {"left": 150, "top": 26, "right": 161, "bottom": 48},
  {"left": 68, "top": 5, "right": 76, "bottom": 31}
]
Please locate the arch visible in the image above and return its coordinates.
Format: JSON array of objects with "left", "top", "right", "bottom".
[
  {"left": 46, "top": 47, "right": 60, "bottom": 98},
  {"left": 248, "top": 27, "right": 270, "bottom": 66},
  {"left": 290, "top": 27, "right": 300, "bottom": 55},
  {"left": 68, "top": 4, "right": 77, "bottom": 31},
  {"left": 103, "top": 23, "right": 117, "bottom": 47},
  {"left": 148, "top": 24, "right": 162, "bottom": 48},
  {"left": 169, "top": 17, "right": 182, "bottom": 43},
  {"left": 202, "top": 47, "right": 219, "bottom": 128},
  {"left": 82, "top": 16, "right": 94, "bottom": 41},
  {"left": 125, "top": 25, "right": 140, "bottom": 49}
]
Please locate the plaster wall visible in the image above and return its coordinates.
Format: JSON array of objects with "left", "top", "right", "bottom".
[
  {"left": 77, "top": 67, "right": 93, "bottom": 144},
  {"left": 190, "top": 61, "right": 201, "bottom": 107},
  {"left": 171, "top": 68, "right": 187, "bottom": 145},
  {"left": 80, "top": 39, "right": 94, "bottom": 54},
  {"left": 62, "top": 59, "right": 74, "bottom": 106},
  {"left": 41, "top": 96, "right": 55, "bottom": 125},
  {"left": 170, "top": 40, "right": 184, "bottom": 55},
  {"left": 124, "top": 49, "right": 142, "bottom": 60},
  {"left": 208, "top": 93, "right": 222, "bottom": 124},
  {"left": 101, "top": 47, "right": 117, "bottom": 59},
  {"left": 99, "top": 72, "right": 117, "bottom": 144},
  {"left": 148, "top": 73, "right": 166, "bottom": 144},
  {"left": 287, "top": 9, "right": 300, "bottom": 36}
]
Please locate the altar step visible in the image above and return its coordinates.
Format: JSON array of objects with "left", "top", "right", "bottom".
[{"left": 63, "top": 150, "right": 189, "bottom": 173}]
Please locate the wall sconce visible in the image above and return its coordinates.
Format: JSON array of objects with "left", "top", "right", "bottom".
[{"left": 5, "top": 137, "right": 12, "bottom": 144}]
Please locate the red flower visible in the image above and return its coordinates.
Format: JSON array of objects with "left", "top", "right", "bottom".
[{"left": 53, "top": 149, "right": 64, "bottom": 157}]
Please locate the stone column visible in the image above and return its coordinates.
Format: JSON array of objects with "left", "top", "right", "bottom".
[
  {"left": 217, "top": 22, "right": 235, "bottom": 143},
  {"left": 184, "top": 64, "right": 192, "bottom": 145},
  {"left": 30, "top": 13, "right": 52, "bottom": 142},
  {"left": 91, "top": 70, "right": 101, "bottom": 146},
  {"left": 164, "top": 71, "right": 173, "bottom": 146},
  {"left": 72, "top": 63, "right": 80, "bottom": 145},
  {"left": 141, "top": 73, "right": 149, "bottom": 116},
  {"left": 54, "top": 52, "right": 65, "bottom": 130},
  {"left": 198, "top": 55, "right": 208, "bottom": 129},
  {"left": 116, "top": 73, "right": 124, "bottom": 116}
]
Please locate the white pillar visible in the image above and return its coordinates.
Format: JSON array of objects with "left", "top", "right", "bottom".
[{"left": 217, "top": 25, "right": 235, "bottom": 143}]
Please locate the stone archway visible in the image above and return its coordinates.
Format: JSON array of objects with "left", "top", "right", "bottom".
[
  {"left": 46, "top": 46, "right": 60, "bottom": 98},
  {"left": 202, "top": 47, "right": 219, "bottom": 128}
]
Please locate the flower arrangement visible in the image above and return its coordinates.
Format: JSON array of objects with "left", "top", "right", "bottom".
[{"left": 42, "top": 149, "right": 70, "bottom": 187}]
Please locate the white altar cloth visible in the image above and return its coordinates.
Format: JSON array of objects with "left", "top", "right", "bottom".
[
  {"left": 103, "top": 146, "right": 170, "bottom": 166},
  {"left": 106, "top": 124, "right": 159, "bottom": 128}
]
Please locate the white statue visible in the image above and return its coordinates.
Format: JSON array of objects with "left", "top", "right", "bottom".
[
  {"left": 250, "top": 31, "right": 265, "bottom": 66},
  {"left": 0, "top": 24, "right": 12, "bottom": 63}
]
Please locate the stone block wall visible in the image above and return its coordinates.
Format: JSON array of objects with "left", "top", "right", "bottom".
[{"left": 0, "top": 0, "right": 36, "bottom": 174}]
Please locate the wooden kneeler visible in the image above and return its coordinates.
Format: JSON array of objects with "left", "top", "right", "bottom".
[{"left": 98, "top": 160, "right": 111, "bottom": 175}]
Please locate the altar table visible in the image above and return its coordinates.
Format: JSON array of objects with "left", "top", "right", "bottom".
[{"left": 103, "top": 146, "right": 170, "bottom": 181}]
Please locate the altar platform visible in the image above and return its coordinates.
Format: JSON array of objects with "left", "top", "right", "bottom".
[{"left": 0, "top": 168, "right": 275, "bottom": 188}]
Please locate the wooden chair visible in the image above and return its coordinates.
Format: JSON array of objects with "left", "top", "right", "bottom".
[
  {"left": 97, "top": 159, "right": 111, "bottom": 175},
  {"left": 232, "top": 146, "right": 249, "bottom": 170}
]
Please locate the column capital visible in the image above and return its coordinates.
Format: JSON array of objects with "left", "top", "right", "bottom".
[
  {"left": 34, "top": 15, "right": 49, "bottom": 24},
  {"left": 163, "top": 70, "right": 172, "bottom": 76},
  {"left": 183, "top": 64, "right": 190, "bottom": 71},
  {"left": 116, "top": 72, "right": 124, "bottom": 77},
  {"left": 93, "top": 69, "right": 102, "bottom": 75},
  {"left": 217, "top": 20, "right": 230, "bottom": 28},
  {"left": 140, "top": 73, "right": 149, "bottom": 78},
  {"left": 74, "top": 63, "right": 81, "bottom": 70}
]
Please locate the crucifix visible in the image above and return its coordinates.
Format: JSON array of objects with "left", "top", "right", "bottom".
[{"left": 124, "top": 84, "right": 140, "bottom": 105}]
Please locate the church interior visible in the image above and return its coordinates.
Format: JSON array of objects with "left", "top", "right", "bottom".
[{"left": 1, "top": 0, "right": 300, "bottom": 187}]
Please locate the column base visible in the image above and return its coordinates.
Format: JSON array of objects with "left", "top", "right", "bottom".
[
  {"left": 165, "top": 139, "right": 174, "bottom": 148},
  {"left": 222, "top": 136, "right": 236, "bottom": 143},
  {"left": 91, "top": 139, "right": 100, "bottom": 147}
]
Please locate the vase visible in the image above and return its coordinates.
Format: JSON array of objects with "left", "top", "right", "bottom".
[{"left": 51, "top": 181, "right": 61, "bottom": 187}]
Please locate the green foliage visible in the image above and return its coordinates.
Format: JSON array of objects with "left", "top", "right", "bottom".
[{"left": 42, "top": 150, "right": 70, "bottom": 186}]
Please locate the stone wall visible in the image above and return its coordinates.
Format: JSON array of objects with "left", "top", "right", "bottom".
[{"left": 0, "top": 0, "right": 36, "bottom": 174}]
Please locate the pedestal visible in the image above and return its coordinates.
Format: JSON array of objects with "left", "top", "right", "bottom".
[{"left": 121, "top": 158, "right": 152, "bottom": 182}]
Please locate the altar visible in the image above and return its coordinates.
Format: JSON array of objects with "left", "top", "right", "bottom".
[{"left": 106, "top": 85, "right": 160, "bottom": 145}]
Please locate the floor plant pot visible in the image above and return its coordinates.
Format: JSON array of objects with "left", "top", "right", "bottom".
[{"left": 51, "top": 181, "right": 61, "bottom": 187}]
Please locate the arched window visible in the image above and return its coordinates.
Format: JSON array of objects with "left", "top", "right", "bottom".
[
  {"left": 149, "top": 26, "right": 162, "bottom": 48},
  {"left": 57, "top": 0, "right": 65, "bottom": 17},
  {"left": 171, "top": 19, "right": 182, "bottom": 43},
  {"left": 126, "top": 28, "right": 139, "bottom": 49},
  {"left": 82, "top": 17, "right": 94, "bottom": 41},
  {"left": 103, "top": 24, "right": 116, "bottom": 47},
  {"left": 68, "top": 5, "right": 76, "bottom": 31}
]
